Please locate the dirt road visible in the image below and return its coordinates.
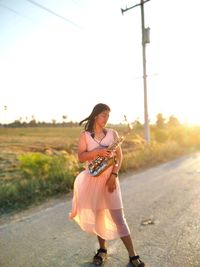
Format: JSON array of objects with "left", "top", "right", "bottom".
[{"left": 1, "top": 153, "right": 200, "bottom": 267}]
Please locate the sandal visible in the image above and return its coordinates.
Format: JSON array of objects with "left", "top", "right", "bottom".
[
  {"left": 93, "top": 248, "right": 107, "bottom": 266},
  {"left": 129, "top": 255, "right": 145, "bottom": 267}
]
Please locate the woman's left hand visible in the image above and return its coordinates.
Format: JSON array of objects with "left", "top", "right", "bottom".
[{"left": 106, "top": 175, "right": 117, "bottom": 193}]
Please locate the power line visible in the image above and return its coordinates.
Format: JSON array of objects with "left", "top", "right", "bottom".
[
  {"left": 0, "top": 2, "right": 37, "bottom": 24},
  {"left": 26, "top": 0, "right": 82, "bottom": 29},
  {"left": 0, "top": 1, "right": 81, "bottom": 32}
]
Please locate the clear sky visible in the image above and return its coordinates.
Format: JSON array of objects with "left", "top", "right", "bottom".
[{"left": 0, "top": 0, "right": 200, "bottom": 125}]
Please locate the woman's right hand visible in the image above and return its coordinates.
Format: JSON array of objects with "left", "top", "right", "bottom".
[{"left": 96, "top": 148, "right": 111, "bottom": 157}]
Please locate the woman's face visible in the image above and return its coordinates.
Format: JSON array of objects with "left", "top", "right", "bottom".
[{"left": 95, "top": 110, "right": 110, "bottom": 128}]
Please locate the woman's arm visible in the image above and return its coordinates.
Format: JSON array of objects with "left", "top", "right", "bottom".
[
  {"left": 77, "top": 132, "right": 111, "bottom": 163},
  {"left": 111, "top": 130, "right": 123, "bottom": 174},
  {"left": 112, "top": 145, "right": 122, "bottom": 174},
  {"left": 106, "top": 130, "right": 123, "bottom": 192}
]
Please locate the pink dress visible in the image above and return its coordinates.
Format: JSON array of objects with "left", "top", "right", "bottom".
[{"left": 69, "top": 128, "right": 130, "bottom": 240}]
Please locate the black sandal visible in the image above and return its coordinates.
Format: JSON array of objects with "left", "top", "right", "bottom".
[
  {"left": 93, "top": 248, "right": 107, "bottom": 266},
  {"left": 129, "top": 255, "right": 145, "bottom": 267}
]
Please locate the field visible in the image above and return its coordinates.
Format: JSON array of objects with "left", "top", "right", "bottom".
[{"left": 1, "top": 125, "right": 200, "bottom": 215}]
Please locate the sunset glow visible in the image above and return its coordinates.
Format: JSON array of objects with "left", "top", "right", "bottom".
[{"left": 0, "top": 0, "right": 200, "bottom": 125}]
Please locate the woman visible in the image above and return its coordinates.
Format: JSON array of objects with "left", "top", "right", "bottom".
[{"left": 69, "top": 103, "right": 145, "bottom": 267}]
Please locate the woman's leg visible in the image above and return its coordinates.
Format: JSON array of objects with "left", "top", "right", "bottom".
[
  {"left": 97, "top": 235, "right": 107, "bottom": 249},
  {"left": 92, "top": 235, "right": 107, "bottom": 265},
  {"left": 121, "top": 235, "right": 145, "bottom": 266},
  {"left": 120, "top": 234, "right": 137, "bottom": 257},
  {"left": 108, "top": 209, "right": 136, "bottom": 255},
  {"left": 109, "top": 209, "right": 144, "bottom": 266}
]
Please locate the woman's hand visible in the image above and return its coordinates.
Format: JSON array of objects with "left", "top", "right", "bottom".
[
  {"left": 96, "top": 147, "right": 111, "bottom": 158},
  {"left": 106, "top": 174, "right": 117, "bottom": 193}
]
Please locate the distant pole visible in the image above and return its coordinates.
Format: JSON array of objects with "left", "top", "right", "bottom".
[
  {"left": 4, "top": 105, "right": 8, "bottom": 125},
  {"left": 121, "top": 0, "right": 151, "bottom": 143},
  {"left": 141, "top": 0, "right": 150, "bottom": 142}
]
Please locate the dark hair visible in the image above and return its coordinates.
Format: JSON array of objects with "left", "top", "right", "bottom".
[{"left": 79, "top": 103, "right": 111, "bottom": 132}]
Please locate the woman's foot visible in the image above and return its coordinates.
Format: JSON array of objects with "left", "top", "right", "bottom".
[
  {"left": 93, "top": 248, "right": 107, "bottom": 266},
  {"left": 129, "top": 255, "right": 145, "bottom": 267}
]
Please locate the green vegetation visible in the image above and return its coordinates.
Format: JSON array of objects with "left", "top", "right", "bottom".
[
  {"left": 0, "top": 151, "right": 81, "bottom": 214},
  {"left": 0, "top": 119, "right": 200, "bottom": 215}
]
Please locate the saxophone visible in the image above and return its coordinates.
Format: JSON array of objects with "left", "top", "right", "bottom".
[
  {"left": 88, "top": 115, "right": 134, "bottom": 177},
  {"left": 88, "top": 134, "right": 126, "bottom": 177}
]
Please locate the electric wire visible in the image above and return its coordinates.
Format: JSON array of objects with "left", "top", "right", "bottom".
[
  {"left": 0, "top": 2, "right": 37, "bottom": 24},
  {"left": 0, "top": 1, "right": 81, "bottom": 29},
  {"left": 26, "top": 0, "right": 81, "bottom": 29}
]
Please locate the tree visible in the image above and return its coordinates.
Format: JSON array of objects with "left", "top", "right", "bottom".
[
  {"left": 29, "top": 115, "right": 37, "bottom": 126},
  {"left": 156, "top": 113, "right": 166, "bottom": 128},
  {"left": 168, "top": 115, "right": 180, "bottom": 127},
  {"left": 62, "top": 115, "right": 67, "bottom": 123},
  {"left": 52, "top": 119, "right": 56, "bottom": 125}
]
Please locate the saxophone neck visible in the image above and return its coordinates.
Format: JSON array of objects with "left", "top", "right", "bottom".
[{"left": 108, "top": 136, "right": 125, "bottom": 151}]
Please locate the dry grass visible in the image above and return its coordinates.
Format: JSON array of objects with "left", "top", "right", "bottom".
[{"left": 0, "top": 125, "right": 200, "bottom": 214}]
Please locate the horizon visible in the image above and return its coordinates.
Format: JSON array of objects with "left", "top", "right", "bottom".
[{"left": 0, "top": 112, "right": 197, "bottom": 127}]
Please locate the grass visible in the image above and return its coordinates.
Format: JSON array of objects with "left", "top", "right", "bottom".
[{"left": 0, "top": 125, "right": 200, "bottom": 215}]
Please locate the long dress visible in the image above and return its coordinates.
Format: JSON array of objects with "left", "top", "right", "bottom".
[{"left": 69, "top": 128, "right": 130, "bottom": 240}]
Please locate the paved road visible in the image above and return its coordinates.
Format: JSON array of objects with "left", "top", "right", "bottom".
[{"left": 1, "top": 153, "right": 200, "bottom": 267}]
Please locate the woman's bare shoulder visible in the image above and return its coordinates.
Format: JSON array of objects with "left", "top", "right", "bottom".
[
  {"left": 80, "top": 130, "right": 85, "bottom": 135},
  {"left": 79, "top": 130, "right": 91, "bottom": 138}
]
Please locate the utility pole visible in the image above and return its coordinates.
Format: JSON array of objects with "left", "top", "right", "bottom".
[{"left": 121, "top": 0, "right": 151, "bottom": 143}]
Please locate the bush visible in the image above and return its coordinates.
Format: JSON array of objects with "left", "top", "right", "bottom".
[{"left": 0, "top": 152, "right": 81, "bottom": 213}]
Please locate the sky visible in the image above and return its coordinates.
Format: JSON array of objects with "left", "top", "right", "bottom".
[{"left": 0, "top": 0, "right": 200, "bottom": 125}]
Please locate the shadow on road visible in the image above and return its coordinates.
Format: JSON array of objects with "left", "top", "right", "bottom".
[
  {"left": 79, "top": 263, "right": 93, "bottom": 267},
  {"left": 79, "top": 260, "right": 133, "bottom": 267}
]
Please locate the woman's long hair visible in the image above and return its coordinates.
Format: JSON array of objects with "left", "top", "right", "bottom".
[{"left": 79, "top": 103, "right": 110, "bottom": 133}]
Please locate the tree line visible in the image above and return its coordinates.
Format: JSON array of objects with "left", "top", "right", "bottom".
[{"left": 0, "top": 113, "right": 181, "bottom": 128}]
